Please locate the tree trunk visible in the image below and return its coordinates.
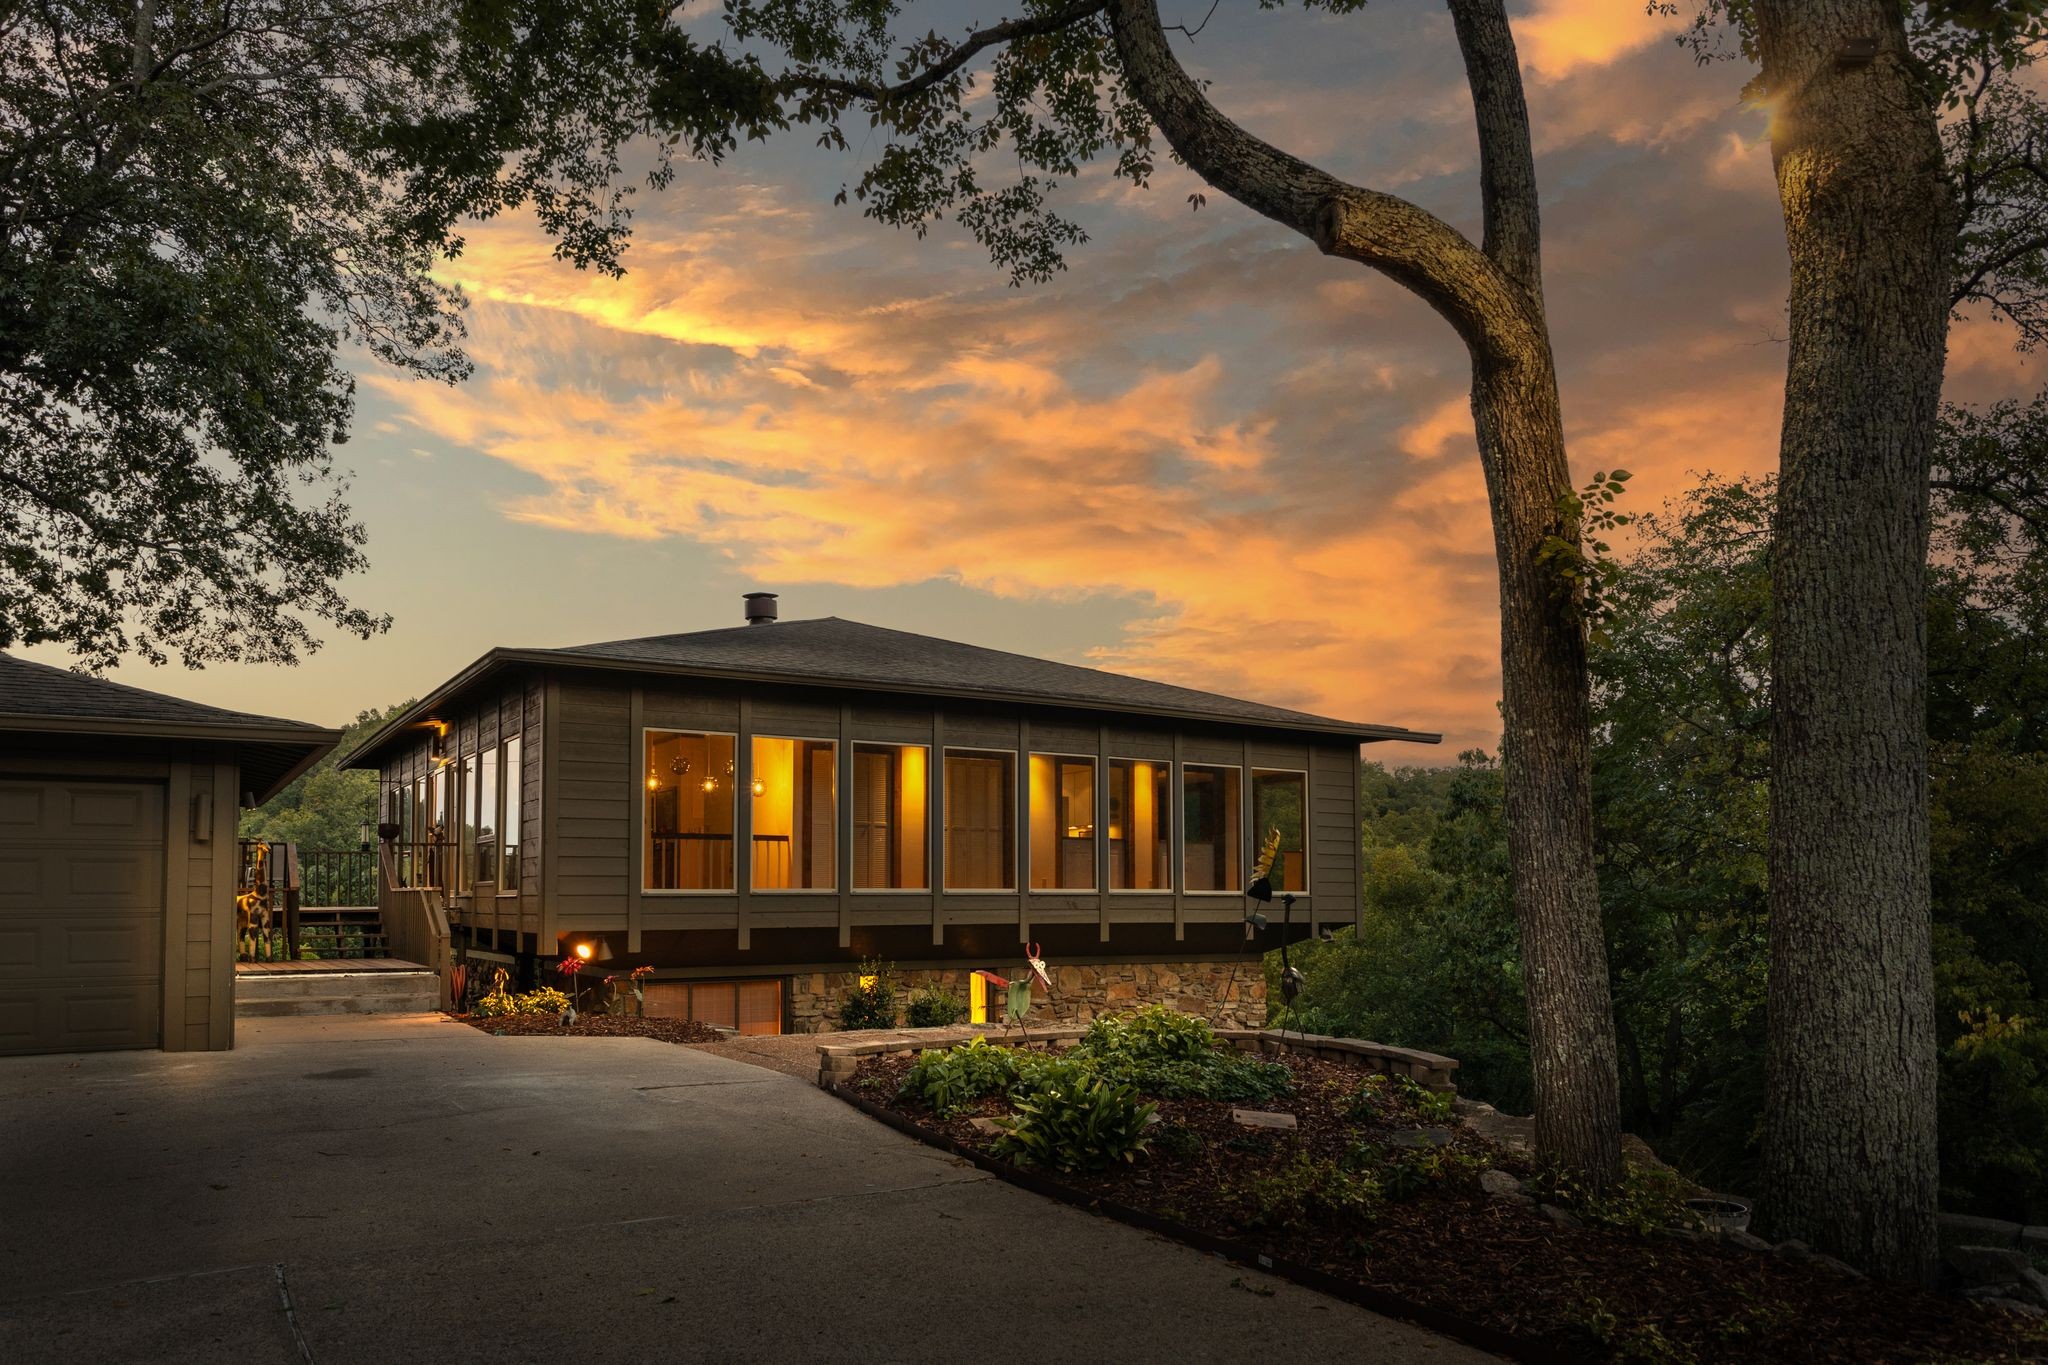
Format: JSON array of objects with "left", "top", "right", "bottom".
[
  {"left": 1105, "top": 0, "right": 1623, "bottom": 1187},
  {"left": 1753, "top": 0, "right": 1949, "bottom": 1284},
  {"left": 1471, "top": 346, "right": 1625, "bottom": 1187}
]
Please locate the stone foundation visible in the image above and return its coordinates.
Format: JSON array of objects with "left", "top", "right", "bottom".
[{"left": 785, "top": 958, "right": 1268, "bottom": 1034}]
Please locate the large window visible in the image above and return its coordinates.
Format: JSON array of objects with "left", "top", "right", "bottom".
[
  {"left": 1029, "top": 754, "right": 1096, "bottom": 891},
  {"left": 1251, "top": 769, "right": 1308, "bottom": 893},
  {"left": 429, "top": 768, "right": 449, "bottom": 889},
  {"left": 751, "top": 737, "right": 837, "bottom": 890},
  {"left": 458, "top": 752, "right": 479, "bottom": 892},
  {"left": 645, "top": 730, "right": 738, "bottom": 891},
  {"left": 853, "top": 743, "right": 928, "bottom": 890},
  {"left": 475, "top": 744, "right": 499, "bottom": 887},
  {"left": 1182, "top": 764, "right": 1242, "bottom": 893},
  {"left": 500, "top": 735, "right": 523, "bottom": 888},
  {"left": 1108, "top": 758, "right": 1171, "bottom": 891},
  {"left": 944, "top": 750, "right": 1016, "bottom": 890}
]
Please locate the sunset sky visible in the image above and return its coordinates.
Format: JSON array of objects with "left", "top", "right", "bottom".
[{"left": 30, "top": 0, "right": 2046, "bottom": 757}]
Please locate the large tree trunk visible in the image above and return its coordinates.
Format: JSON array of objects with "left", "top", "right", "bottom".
[
  {"left": 1106, "top": 0, "right": 1623, "bottom": 1185},
  {"left": 1753, "top": 1, "right": 1950, "bottom": 1284},
  {"left": 1471, "top": 345, "right": 1625, "bottom": 1186}
]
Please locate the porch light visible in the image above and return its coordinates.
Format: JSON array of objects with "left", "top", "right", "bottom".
[{"left": 357, "top": 821, "right": 371, "bottom": 852}]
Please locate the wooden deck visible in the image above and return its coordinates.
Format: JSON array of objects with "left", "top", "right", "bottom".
[{"left": 236, "top": 958, "right": 431, "bottom": 975}]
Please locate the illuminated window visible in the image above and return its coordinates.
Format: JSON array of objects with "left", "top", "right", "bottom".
[
  {"left": 1251, "top": 769, "right": 1308, "bottom": 893},
  {"left": 1182, "top": 764, "right": 1242, "bottom": 893},
  {"left": 1108, "top": 759, "right": 1171, "bottom": 891},
  {"left": 500, "top": 735, "right": 523, "bottom": 887},
  {"left": 750, "top": 736, "right": 837, "bottom": 890},
  {"left": 644, "top": 730, "right": 738, "bottom": 891},
  {"left": 1029, "top": 754, "right": 1096, "bottom": 890},
  {"left": 458, "top": 752, "right": 479, "bottom": 892},
  {"left": 475, "top": 744, "right": 499, "bottom": 886},
  {"left": 853, "top": 743, "right": 928, "bottom": 890},
  {"left": 944, "top": 750, "right": 1016, "bottom": 891}
]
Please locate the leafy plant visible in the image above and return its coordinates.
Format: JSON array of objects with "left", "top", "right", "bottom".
[
  {"left": 1074, "top": 1006, "right": 1292, "bottom": 1103},
  {"left": 905, "top": 983, "right": 968, "bottom": 1028},
  {"left": 838, "top": 957, "right": 899, "bottom": 1030},
  {"left": 994, "top": 1071, "right": 1157, "bottom": 1174},
  {"left": 1531, "top": 1161, "right": 1702, "bottom": 1236},
  {"left": 901, "top": 1036, "right": 1025, "bottom": 1117},
  {"left": 1536, "top": 468, "right": 1633, "bottom": 644},
  {"left": 1233, "top": 1154, "right": 1382, "bottom": 1232}
]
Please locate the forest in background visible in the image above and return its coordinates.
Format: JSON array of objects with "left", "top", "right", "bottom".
[{"left": 1272, "top": 434, "right": 2048, "bottom": 1223}]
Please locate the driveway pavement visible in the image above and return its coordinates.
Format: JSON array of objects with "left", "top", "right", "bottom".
[{"left": 0, "top": 1013, "right": 1493, "bottom": 1364}]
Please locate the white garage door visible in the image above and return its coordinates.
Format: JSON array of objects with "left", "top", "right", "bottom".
[{"left": 0, "top": 779, "right": 165, "bottom": 1054}]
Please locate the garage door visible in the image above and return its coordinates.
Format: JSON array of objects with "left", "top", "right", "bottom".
[{"left": 0, "top": 780, "right": 164, "bottom": 1054}]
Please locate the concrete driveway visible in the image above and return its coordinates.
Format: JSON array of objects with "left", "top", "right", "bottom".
[{"left": 0, "top": 1013, "right": 1492, "bottom": 1364}]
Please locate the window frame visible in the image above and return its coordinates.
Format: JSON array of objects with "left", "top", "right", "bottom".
[
  {"left": 640, "top": 726, "right": 741, "bottom": 896},
  {"left": 1180, "top": 760, "right": 1246, "bottom": 896},
  {"left": 940, "top": 746, "right": 1020, "bottom": 894},
  {"left": 1105, "top": 755, "right": 1175, "bottom": 895},
  {"left": 1249, "top": 766, "right": 1311, "bottom": 896},
  {"left": 747, "top": 733, "right": 840, "bottom": 894},
  {"left": 1027, "top": 751, "right": 1099, "bottom": 894},
  {"left": 498, "top": 732, "right": 523, "bottom": 896},
  {"left": 850, "top": 741, "right": 932, "bottom": 894},
  {"left": 457, "top": 750, "right": 479, "bottom": 894}
]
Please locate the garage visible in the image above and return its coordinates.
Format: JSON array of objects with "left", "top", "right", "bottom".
[
  {"left": 0, "top": 653, "right": 338, "bottom": 1056},
  {"left": 0, "top": 780, "right": 166, "bottom": 1053}
]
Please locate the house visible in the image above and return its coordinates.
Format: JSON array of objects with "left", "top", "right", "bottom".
[
  {"left": 343, "top": 595, "right": 1439, "bottom": 1033},
  {"left": 0, "top": 652, "right": 340, "bottom": 1055}
]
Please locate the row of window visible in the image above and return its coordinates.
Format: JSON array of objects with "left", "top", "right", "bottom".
[
  {"left": 389, "top": 733, "right": 523, "bottom": 893},
  {"left": 642, "top": 729, "right": 1308, "bottom": 896}
]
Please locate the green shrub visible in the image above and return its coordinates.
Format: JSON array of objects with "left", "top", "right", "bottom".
[
  {"left": 1073, "top": 1005, "right": 1292, "bottom": 1102},
  {"left": 994, "top": 1070, "right": 1157, "bottom": 1173},
  {"left": 1081, "top": 1004, "right": 1219, "bottom": 1062},
  {"left": 901, "top": 1036, "right": 1026, "bottom": 1116},
  {"left": 516, "top": 986, "right": 571, "bottom": 1015},
  {"left": 476, "top": 985, "right": 572, "bottom": 1019},
  {"left": 1349, "top": 1072, "right": 1454, "bottom": 1124},
  {"left": 1234, "top": 1153, "right": 1382, "bottom": 1231},
  {"left": 905, "top": 983, "right": 968, "bottom": 1028},
  {"left": 838, "top": 957, "right": 899, "bottom": 1030}
]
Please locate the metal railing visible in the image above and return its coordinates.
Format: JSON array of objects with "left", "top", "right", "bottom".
[{"left": 236, "top": 841, "right": 387, "bottom": 962}]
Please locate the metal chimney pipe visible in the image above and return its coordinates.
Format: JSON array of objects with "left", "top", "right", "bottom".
[{"left": 743, "top": 592, "right": 779, "bottom": 625}]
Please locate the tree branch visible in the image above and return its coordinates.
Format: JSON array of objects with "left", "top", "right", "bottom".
[
  {"left": 1104, "top": 0, "right": 1541, "bottom": 363},
  {"left": 781, "top": 0, "right": 1109, "bottom": 105},
  {"left": 1447, "top": 0, "right": 1544, "bottom": 307}
]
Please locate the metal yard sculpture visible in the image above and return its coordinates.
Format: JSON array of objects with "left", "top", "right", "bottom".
[
  {"left": 1246, "top": 828, "right": 1303, "bottom": 1007},
  {"left": 972, "top": 942, "right": 1055, "bottom": 1041}
]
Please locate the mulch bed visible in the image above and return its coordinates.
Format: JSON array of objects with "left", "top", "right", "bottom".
[
  {"left": 843, "top": 1049, "right": 2048, "bottom": 1364},
  {"left": 455, "top": 1012, "right": 725, "bottom": 1045}
]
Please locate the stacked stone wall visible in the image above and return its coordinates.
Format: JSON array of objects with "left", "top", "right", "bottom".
[{"left": 785, "top": 958, "right": 1267, "bottom": 1034}]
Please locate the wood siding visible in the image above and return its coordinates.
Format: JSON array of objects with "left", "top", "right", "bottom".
[{"left": 429, "top": 671, "right": 1379, "bottom": 959}]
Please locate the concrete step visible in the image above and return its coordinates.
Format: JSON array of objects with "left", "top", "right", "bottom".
[{"left": 236, "top": 971, "right": 439, "bottom": 1018}]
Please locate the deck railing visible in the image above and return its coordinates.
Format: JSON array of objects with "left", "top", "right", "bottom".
[{"left": 237, "top": 841, "right": 389, "bottom": 962}]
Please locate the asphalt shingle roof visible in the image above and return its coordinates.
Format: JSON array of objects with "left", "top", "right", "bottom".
[
  {"left": 0, "top": 651, "right": 328, "bottom": 733},
  {"left": 541, "top": 616, "right": 1428, "bottom": 739}
]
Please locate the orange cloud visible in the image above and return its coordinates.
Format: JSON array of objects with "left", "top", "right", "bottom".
[{"left": 1516, "top": 0, "right": 1671, "bottom": 81}]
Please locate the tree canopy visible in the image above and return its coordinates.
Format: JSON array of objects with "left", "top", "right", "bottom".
[{"left": 0, "top": 0, "right": 759, "bottom": 669}]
